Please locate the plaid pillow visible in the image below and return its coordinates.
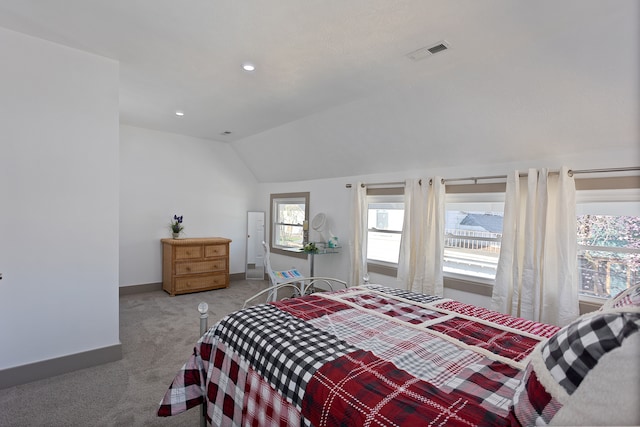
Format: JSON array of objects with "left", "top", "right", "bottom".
[
  {"left": 540, "top": 311, "right": 639, "bottom": 394},
  {"left": 511, "top": 310, "right": 640, "bottom": 426}
]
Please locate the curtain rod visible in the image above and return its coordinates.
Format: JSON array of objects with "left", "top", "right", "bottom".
[
  {"left": 345, "top": 166, "right": 639, "bottom": 188},
  {"left": 444, "top": 166, "right": 640, "bottom": 184},
  {"left": 569, "top": 166, "right": 640, "bottom": 176},
  {"left": 345, "top": 181, "right": 407, "bottom": 189}
]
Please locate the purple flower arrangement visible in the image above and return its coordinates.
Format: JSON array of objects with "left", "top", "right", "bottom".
[{"left": 171, "top": 215, "right": 184, "bottom": 235}]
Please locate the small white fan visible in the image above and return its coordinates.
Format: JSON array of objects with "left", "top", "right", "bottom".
[{"left": 311, "top": 213, "right": 335, "bottom": 244}]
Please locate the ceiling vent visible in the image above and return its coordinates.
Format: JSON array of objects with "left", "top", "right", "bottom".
[{"left": 406, "top": 40, "right": 450, "bottom": 61}]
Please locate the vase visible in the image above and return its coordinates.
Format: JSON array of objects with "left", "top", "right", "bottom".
[{"left": 172, "top": 233, "right": 180, "bottom": 239}]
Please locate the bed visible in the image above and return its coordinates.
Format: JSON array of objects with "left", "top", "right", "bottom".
[{"left": 158, "top": 281, "right": 640, "bottom": 426}]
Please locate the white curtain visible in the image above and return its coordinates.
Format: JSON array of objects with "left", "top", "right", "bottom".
[
  {"left": 349, "top": 182, "right": 368, "bottom": 287},
  {"left": 397, "top": 178, "right": 445, "bottom": 296},
  {"left": 492, "top": 166, "right": 579, "bottom": 326}
]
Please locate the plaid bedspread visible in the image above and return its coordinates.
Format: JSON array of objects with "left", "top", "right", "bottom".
[{"left": 158, "top": 285, "right": 560, "bottom": 426}]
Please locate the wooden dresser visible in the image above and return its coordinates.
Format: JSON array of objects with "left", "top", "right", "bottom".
[{"left": 161, "top": 237, "right": 232, "bottom": 296}]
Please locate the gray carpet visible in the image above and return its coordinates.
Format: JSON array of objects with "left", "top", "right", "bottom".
[{"left": 0, "top": 279, "right": 274, "bottom": 426}]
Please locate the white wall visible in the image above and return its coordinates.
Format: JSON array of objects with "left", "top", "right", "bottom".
[
  {"left": 119, "top": 125, "right": 259, "bottom": 286},
  {"left": 258, "top": 146, "right": 639, "bottom": 307},
  {"left": 0, "top": 28, "right": 119, "bottom": 369}
]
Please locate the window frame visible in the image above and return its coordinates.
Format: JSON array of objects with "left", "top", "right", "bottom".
[
  {"left": 575, "top": 186, "right": 640, "bottom": 302},
  {"left": 443, "top": 190, "right": 506, "bottom": 284},
  {"left": 361, "top": 175, "right": 639, "bottom": 308},
  {"left": 365, "top": 187, "right": 404, "bottom": 276},
  {"left": 444, "top": 178, "right": 640, "bottom": 302},
  {"left": 269, "top": 192, "right": 309, "bottom": 259}
]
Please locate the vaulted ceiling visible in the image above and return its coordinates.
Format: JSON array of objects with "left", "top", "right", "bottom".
[{"left": 0, "top": 1, "right": 637, "bottom": 182}]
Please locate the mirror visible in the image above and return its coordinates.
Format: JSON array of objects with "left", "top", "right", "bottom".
[
  {"left": 246, "top": 211, "right": 265, "bottom": 280},
  {"left": 311, "top": 212, "right": 326, "bottom": 231}
]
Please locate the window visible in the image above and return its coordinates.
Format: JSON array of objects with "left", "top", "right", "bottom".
[
  {"left": 444, "top": 194, "right": 504, "bottom": 281},
  {"left": 360, "top": 176, "right": 639, "bottom": 302},
  {"left": 367, "top": 194, "right": 404, "bottom": 265},
  {"left": 576, "top": 189, "right": 640, "bottom": 299},
  {"left": 364, "top": 187, "right": 506, "bottom": 279},
  {"left": 442, "top": 185, "right": 640, "bottom": 299},
  {"left": 270, "top": 192, "right": 309, "bottom": 256}
]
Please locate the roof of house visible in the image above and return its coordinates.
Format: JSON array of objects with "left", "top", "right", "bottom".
[{"left": 460, "top": 213, "right": 503, "bottom": 234}]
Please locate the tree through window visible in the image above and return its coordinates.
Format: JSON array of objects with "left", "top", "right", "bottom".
[
  {"left": 578, "top": 214, "right": 640, "bottom": 298},
  {"left": 270, "top": 192, "right": 309, "bottom": 252}
]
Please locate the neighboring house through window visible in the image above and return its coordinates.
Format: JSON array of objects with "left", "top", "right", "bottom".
[{"left": 444, "top": 191, "right": 505, "bottom": 282}]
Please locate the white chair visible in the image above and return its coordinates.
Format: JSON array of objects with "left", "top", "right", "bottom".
[{"left": 262, "top": 241, "right": 305, "bottom": 302}]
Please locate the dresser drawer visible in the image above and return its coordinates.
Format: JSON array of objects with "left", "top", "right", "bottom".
[
  {"left": 175, "top": 259, "right": 226, "bottom": 275},
  {"left": 175, "top": 274, "right": 227, "bottom": 292},
  {"left": 204, "top": 244, "right": 227, "bottom": 258},
  {"left": 175, "top": 245, "right": 203, "bottom": 260}
]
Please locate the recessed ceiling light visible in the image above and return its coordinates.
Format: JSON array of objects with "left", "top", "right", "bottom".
[
  {"left": 242, "top": 63, "right": 255, "bottom": 72},
  {"left": 175, "top": 110, "right": 184, "bottom": 116}
]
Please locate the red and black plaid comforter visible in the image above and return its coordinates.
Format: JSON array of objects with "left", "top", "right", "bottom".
[{"left": 158, "top": 285, "right": 560, "bottom": 426}]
